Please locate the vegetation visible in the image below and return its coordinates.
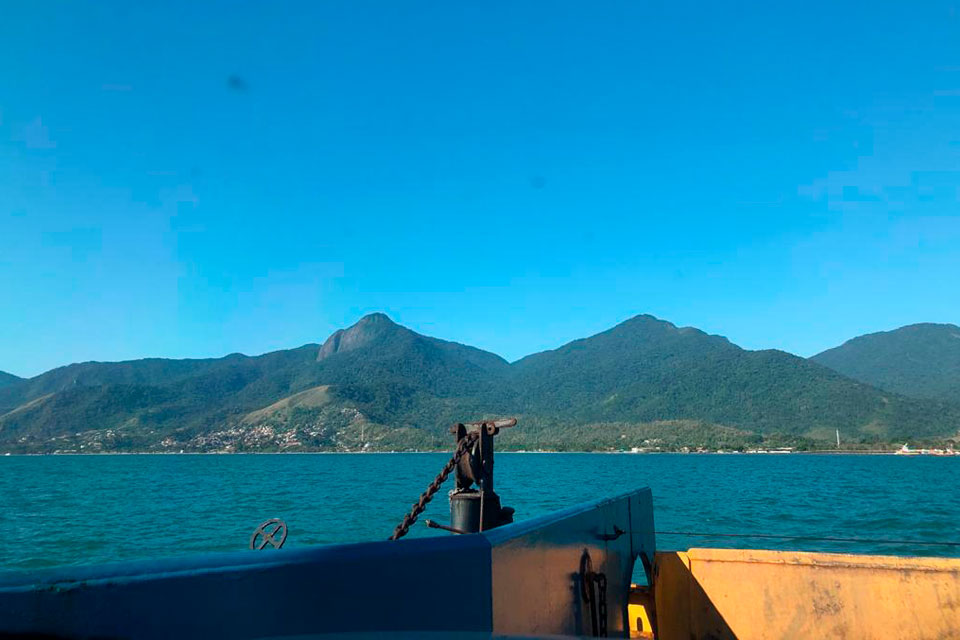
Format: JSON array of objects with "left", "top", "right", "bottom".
[
  {"left": 505, "top": 316, "right": 960, "bottom": 440},
  {"left": 2, "top": 314, "right": 959, "bottom": 453},
  {"left": 0, "top": 371, "right": 21, "bottom": 389},
  {"left": 813, "top": 323, "right": 960, "bottom": 402}
]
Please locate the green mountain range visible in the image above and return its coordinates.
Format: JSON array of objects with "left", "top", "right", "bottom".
[
  {"left": 812, "top": 323, "right": 960, "bottom": 402},
  {"left": 1, "top": 314, "right": 958, "bottom": 453},
  {"left": 0, "top": 371, "right": 22, "bottom": 389}
]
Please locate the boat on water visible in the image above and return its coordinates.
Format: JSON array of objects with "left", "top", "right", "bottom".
[
  {"left": 2, "top": 419, "right": 959, "bottom": 639},
  {"left": 896, "top": 443, "right": 960, "bottom": 456}
]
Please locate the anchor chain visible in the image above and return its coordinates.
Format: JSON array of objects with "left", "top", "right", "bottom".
[
  {"left": 581, "top": 550, "right": 608, "bottom": 637},
  {"left": 388, "top": 430, "right": 479, "bottom": 541},
  {"left": 596, "top": 572, "right": 608, "bottom": 637}
]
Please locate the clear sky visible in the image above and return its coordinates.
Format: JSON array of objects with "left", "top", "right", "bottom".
[{"left": 2, "top": 2, "right": 959, "bottom": 378}]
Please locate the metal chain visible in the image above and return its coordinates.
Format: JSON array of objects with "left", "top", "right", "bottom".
[
  {"left": 596, "top": 572, "right": 607, "bottom": 637},
  {"left": 581, "top": 554, "right": 608, "bottom": 638},
  {"left": 580, "top": 550, "right": 608, "bottom": 638},
  {"left": 388, "top": 431, "right": 479, "bottom": 541}
]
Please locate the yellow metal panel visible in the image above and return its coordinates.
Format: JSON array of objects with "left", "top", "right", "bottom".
[
  {"left": 628, "top": 585, "right": 656, "bottom": 639},
  {"left": 654, "top": 548, "right": 960, "bottom": 640}
]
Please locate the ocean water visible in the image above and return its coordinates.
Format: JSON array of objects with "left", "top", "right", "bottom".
[{"left": 1, "top": 453, "right": 958, "bottom": 573}]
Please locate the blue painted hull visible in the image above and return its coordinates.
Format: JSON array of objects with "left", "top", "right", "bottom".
[{"left": 0, "top": 489, "right": 655, "bottom": 638}]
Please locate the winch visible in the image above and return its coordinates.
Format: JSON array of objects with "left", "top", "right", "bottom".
[
  {"left": 429, "top": 417, "right": 516, "bottom": 534},
  {"left": 388, "top": 417, "right": 518, "bottom": 540},
  {"left": 250, "top": 417, "right": 519, "bottom": 547}
]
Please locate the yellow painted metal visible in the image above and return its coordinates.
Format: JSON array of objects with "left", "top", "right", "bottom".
[
  {"left": 628, "top": 584, "right": 656, "bottom": 638},
  {"left": 653, "top": 548, "right": 960, "bottom": 640}
]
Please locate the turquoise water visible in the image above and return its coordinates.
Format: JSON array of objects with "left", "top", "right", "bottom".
[{"left": 1, "top": 453, "right": 959, "bottom": 572}]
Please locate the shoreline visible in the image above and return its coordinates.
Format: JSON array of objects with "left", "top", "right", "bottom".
[{"left": 0, "top": 449, "right": 942, "bottom": 457}]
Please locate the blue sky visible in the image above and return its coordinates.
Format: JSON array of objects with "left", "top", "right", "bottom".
[{"left": 2, "top": 1, "right": 959, "bottom": 377}]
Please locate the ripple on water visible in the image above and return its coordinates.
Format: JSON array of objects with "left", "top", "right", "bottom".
[{"left": 1, "top": 453, "right": 958, "bottom": 570}]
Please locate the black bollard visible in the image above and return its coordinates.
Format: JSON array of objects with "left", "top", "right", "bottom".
[{"left": 450, "top": 490, "right": 483, "bottom": 533}]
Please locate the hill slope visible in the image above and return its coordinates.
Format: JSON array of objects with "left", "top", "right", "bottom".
[
  {"left": 311, "top": 312, "right": 511, "bottom": 427},
  {"left": 812, "top": 323, "right": 960, "bottom": 402},
  {"left": 510, "top": 315, "right": 960, "bottom": 441},
  {"left": 2, "top": 314, "right": 959, "bottom": 452},
  {"left": 0, "top": 314, "right": 511, "bottom": 452},
  {"left": 0, "top": 345, "right": 325, "bottom": 451},
  {"left": 0, "top": 371, "right": 21, "bottom": 389}
]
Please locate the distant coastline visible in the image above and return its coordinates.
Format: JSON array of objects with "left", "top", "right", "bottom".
[
  {"left": 3, "top": 315, "right": 959, "bottom": 457},
  {"left": 3, "top": 449, "right": 950, "bottom": 457}
]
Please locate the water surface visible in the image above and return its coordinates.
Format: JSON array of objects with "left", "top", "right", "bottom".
[{"left": 1, "top": 453, "right": 958, "bottom": 572}]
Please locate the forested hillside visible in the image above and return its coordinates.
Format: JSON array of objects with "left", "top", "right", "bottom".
[
  {"left": 0, "top": 371, "right": 21, "bottom": 389},
  {"left": 813, "top": 323, "right": 960, "bottom": 402},
  {"left": 2, "top": 314, "right": 958, "bottom": 453}
]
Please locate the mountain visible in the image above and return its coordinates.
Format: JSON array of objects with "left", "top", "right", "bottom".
[
  {"left": 812, "top": 323, "right": 960, "bottom": 402},
  {"left": 2, "top": 313, "right": 959, "bottom": 453},
  {"left": 0, "top": 314, "right": 511, "bottom": 453},
  {"left": 508, "top": 315, "right": 960, "bottom": 441},
  {"left": 311, "top": 312, "right": 510, "bottom": 426},
  {"left": 0, "top": 345, "right": 325, "bottom": 451},
  {"left": 0, "top": 371, "right": 21, "bottom": 389},
  {"left": 316, "top": 312, "right": 508, "bottom": 390}
]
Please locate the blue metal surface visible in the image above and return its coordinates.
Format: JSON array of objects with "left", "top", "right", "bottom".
[
  {"left": 488, "top": 488, "right": 655, "bottom": 636},
  {"left": 0, "top": 488, "right": 655, "bottom": 638}
]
